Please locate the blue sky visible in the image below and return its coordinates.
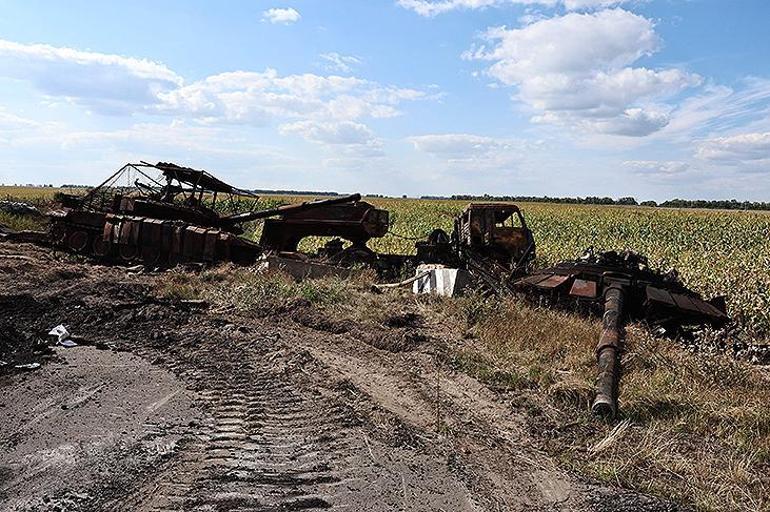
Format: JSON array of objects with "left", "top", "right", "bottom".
[{"left": 1, "top": 0, "right": 769, "bottom": 200}]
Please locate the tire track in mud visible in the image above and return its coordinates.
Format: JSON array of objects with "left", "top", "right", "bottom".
[
  {"left": 116, "top": 330, "right": 361, "bottom": 512},
  {"left": 0, "top": 245, "right": 690, "bottom": 512}
]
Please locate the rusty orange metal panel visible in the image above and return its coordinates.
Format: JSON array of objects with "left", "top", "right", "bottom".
[
  {"left": 203, "top": 229, "right": 218, "bottom": 261},
  {"left": 119, "top": 219, "right": 132, "bottom": 244},
  {"left": 183, "top": 226, "right": 206, "bottom": 260},
  {"left": 218, "top": 232, "right": 231, "bottom": 261},
  {"left": 519, "top": 273, "right": 552, "bottom": 286},
  {"left": 142, "top": 219, "right": 162, "bottom": 247},
  {"left": 102, "top": 220, "right": 113, "bottom": 242},
  {"left": 160, "top": 222, "right": 173, "bottom": 253},
  {"left": 130, "top": 218, "right": 141, "bottom": 245},
  {"left": 536, "top": 274, "right": 572, "bottom": 289},
  {"left": 172, "top": 225, "right": 185, "bottom": 256},
  {"left": 570, "top": 279, "right": 597, "bottom": 298}
]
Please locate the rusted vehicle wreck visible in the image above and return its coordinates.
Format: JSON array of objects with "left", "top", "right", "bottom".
[
  {"left": 47, "top": 161, "right": 389, "bottom": 266},
  {"left": 7, "top": 160, "right": 731, "bottom": 420},
  {"left": 515, "top": 249, "right": 729, "bottom": 417}
]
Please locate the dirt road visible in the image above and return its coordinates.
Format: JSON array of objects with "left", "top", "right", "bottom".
[{"left": 0, "top": 242, "right": 682, "bottom": 511}]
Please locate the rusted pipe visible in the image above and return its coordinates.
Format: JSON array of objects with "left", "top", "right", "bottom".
[{"left": 592, "top": 283, "right": 625, "bottom": 418}]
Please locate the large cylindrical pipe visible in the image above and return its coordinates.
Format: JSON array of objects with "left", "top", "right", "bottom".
[{"left": 592, "top": 284, "right": 625, "bottom": 418}]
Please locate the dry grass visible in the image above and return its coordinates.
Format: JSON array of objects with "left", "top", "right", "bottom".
[
  {"left": 0, "top": 211, "right": 47, "bottom": 232},
  {"left": 156, "top": 264, "right": 371, "bottom": 314},
  {"left": 154, "top": 267, "right": 770, "bottom": 511},
  {"left": 441, "top": 298, "right": 770, "bottom": 512}
]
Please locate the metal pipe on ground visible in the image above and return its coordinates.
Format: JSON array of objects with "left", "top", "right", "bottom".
[{"left": 592, "top": 283, "right": 626, "bottom": 419}]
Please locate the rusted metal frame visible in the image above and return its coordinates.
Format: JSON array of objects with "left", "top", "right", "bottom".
[
  {"left": 513, "top": 239, "right": 535, "bottom": 271},
  {"left": 81, "top": 164, "right": 131, "bottom": 209},
  {"left": 131, "top": 165, "right": 165, "bottom": 189},
  {"left": 222, "top": 194, "right": 362, "bottom": 225}
]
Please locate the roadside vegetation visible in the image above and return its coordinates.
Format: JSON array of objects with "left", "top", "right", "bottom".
[
  {"left": 156, "top": 266, "right": 770, "bottom": 512},
  {"left": 4, "top": 186, "right": 770, "bottom": 337},
  {"left": 0, "top": 211, "right": 47, "bottom": 232},
  {"left": 6, "top": 185, "right": 770, "bottom": 509}
]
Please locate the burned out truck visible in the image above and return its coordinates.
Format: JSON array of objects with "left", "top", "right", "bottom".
[
  {"left": 48, "top": 162, "right": 389, "bottom": 266},
  {"left": 413, "top": 203, "right": 536, "bottom": 291}
]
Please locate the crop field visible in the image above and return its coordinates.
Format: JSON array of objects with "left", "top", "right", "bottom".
[
  {"left": 3, "top": 185, "right": 769, "bottom": 337},
  {"left": 361, "top": 198, "right": 770, "bottom": 338},
  {"left": 3, "top": 185, "right": 770, "bottom": 511}
]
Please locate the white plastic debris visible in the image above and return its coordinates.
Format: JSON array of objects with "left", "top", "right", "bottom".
[
  {"left": 48, "top": 324, "right": 70, "bottom": 343},
  {"left": 48, "top": 324, "right": 77, "bottom": 347},
  {"left": 14, "top": 362, "right": 41, "bottom": 370},
  {"left": 412, "top": 264, "right": 472, "bottom": 297}
]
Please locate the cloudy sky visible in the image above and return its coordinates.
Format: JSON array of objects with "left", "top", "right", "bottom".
[{"left": 1, "top": 0, "right": 769, "bottom": 200}]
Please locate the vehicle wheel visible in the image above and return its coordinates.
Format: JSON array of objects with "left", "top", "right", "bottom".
[
  {"left": 119, "top": 245, "right": 138, "bottom": 262},
  {"left": 141, "top": 246, "right": 160, "bottom": 266},
  {"left": 67, "top": 230, "right": 89, "bottom": 252},
  {"left": 50, "top": 223, "right": 68, "bottom": 245},
  {"left": 92, "top": 237, "right": 111, "bottom": 257}
]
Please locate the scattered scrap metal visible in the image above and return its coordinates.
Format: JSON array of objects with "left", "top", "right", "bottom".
[
  {"left": 3, "top": 161, "right": 732, "bottom": 419},
  {"left": 514, "top": 249, "right": 729, "bottom": 417}
]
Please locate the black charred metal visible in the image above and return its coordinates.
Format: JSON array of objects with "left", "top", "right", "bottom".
[
  {"left": 515, "top": 248, "right": 730, "bottom": 418},
  {"left": 46, "top": 162, "right": 388, "bottom": 267},
  {"left": 413, "top": 203, "right": 536, "bottom": 291}
]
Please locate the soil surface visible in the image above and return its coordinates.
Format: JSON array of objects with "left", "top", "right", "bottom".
[{"left": 0, "top": 241, "right": 685, "bottom": 511}]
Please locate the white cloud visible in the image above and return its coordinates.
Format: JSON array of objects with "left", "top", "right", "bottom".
[
  {"left": 0, "top": 39, "right": 181, "bottom": 114},
  {"left": 156, "top": 69, "right": 427, "bottom": 126},
  {"left": 587, "top": 107, "right": 671, "bottom": 137},
  {"left": 659, "top": 79, "right": 770, "bottom": 141},
  {"left": 397, "top": 0, "right": 629, "bottom": 16},
  {"left": 280, "top": 120, "right": 375, "bottom": 145},
  {"left": 623, "top": 160, "right": 689, "bottom": 175},
  {"left": 0, "top": 39, "right": 433, "bottom": 154},
  {"left": 409, "top": 133, "right": 514, "bottom": 155},
  {"left": 262, "top": 7, "right": 301, "bottom": 24},
  {"left": 563, "top": 0, "right": 625, "bottom": 9},
  {"left": 465, "top": 9, "right": 700, "bottom": 136},
  {"left": 319, "top": 52, "right": 362, "bottom": 74},
  {"left": 696, "top": 132, "right": 770, "bottom": 163},
  {"left": 0, "top": 108, "right": 39, "bottom": 130},
  {"left": 408, "top": 133, "right": 528, "bottom": 170},
  {"left": 0, "top": 108, "right": 41, "bottom": 146},
  {"left": 279, "top": 120, "right": 384, "bottom": 157}
]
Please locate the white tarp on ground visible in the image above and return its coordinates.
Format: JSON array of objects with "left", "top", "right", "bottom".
[{"left": 412, "top": 264, "right": 472, "bottom": 297}]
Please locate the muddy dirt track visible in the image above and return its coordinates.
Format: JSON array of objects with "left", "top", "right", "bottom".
[{"left": 0, "top": 241, "right": 683, "bottom": 512}]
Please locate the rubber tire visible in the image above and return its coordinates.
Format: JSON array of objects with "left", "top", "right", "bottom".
[
  {"left": 67, "top": 231, "right": 89, "bottom": 252},
  {"left": 119, "top": 245, "right": 139, "bottom": 262}
]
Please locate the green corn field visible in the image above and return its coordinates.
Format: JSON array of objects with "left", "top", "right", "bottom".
[
  {"left": 363, "top": 199, "right": 770, "bottom": 338},
  {"left": 3, "top": 186, "right": 769, "bottom": 338}
]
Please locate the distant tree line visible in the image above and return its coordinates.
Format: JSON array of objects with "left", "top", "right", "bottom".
[
  {"left": 248, "top": 189, "right": 340, "bottom": 196},
  {"left": 419, "top": 194, "right": 770, "bottom": 211}
]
